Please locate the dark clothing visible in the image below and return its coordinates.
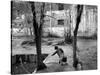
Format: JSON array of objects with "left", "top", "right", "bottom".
[{"left": 62, "top": 57, "right": 67, "bottom": 62}]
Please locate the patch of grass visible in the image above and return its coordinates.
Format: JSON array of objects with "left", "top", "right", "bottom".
[
  {"left": 46, "top": 33, "right": 61, "bottom": 38},
  {"left": 78, "top": 33, "right": 97, "bottom": 40},
  {"left": 21, "top": 40, "right": 35, "bottom": 46}
]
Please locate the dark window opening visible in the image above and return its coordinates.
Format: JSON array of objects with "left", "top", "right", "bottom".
[
  {"left": 58, "top": 19, "right": 64, "bottom": 25},
  {"left": 58, "top": 4, "right": 64, "bottom": 10}
]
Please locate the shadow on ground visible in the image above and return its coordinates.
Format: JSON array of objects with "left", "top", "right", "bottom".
[{"left": 11, "top": 54, "right": 48, "bottom": 74}]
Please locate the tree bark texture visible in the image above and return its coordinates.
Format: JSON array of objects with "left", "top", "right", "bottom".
[
  {"left": 73, "top": 5, "right": 83, "bottom": 69},
  {"left": 30, "top": 2, "right": 46, "bottom": 71}
]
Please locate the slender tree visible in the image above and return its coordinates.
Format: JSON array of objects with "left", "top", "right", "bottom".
[
  {"left": 30, "top": 2, "right": 47, "bottom": 71},
  {"left": 65, "top": 10, "right": 72, "bottom": 44},
  {"left": 73, "top": 5, "right": 83, "bottom": 69}
]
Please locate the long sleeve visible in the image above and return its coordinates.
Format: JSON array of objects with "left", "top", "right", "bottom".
[{"left": 51, "top": 51, "right": 57, "bottom": 56}]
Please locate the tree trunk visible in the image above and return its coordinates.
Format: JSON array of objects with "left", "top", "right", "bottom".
[
  {"left": 29, "top": 27, "right": 33, "bottom": 37},
  {"left": 35, "top": 30, "right": 46, "bottom": 71},
  {"left": 65, "top": 10, "right": 72, "bottom": 44},
  {"left": 30, "top": 2, "right": 46, "bottom": 71},
  {"left": 73, "top": 5, "right": 83, "bottom": 69},
  {"left": 73, "top": 32, "right": 77, "bottom": 68}
]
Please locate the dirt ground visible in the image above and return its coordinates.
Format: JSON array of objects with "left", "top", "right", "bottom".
[{"left": 11, "top": 37, "right": 97, "bottom": 74}]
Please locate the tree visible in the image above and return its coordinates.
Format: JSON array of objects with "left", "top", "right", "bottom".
[
  {"left": 11, "top": 1, "right": 33, "bottom": 37},
  {"left": 73, "top": 5, "right": 83, "bottom": 70},
  {"left": 30, "top": 2, "right": 47, "bottom": 71},
  {"left": 64, "top": 10, "right": 72, "bottom": 44}
]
